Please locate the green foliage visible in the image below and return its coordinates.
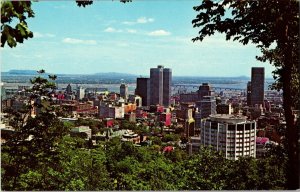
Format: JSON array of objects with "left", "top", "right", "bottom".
[
  {"left": 149, "top": 136, "right": 162, "bottom": 146},
  {"left": 192, "top": 0, "right": 299, "bottom": 188},
  {"left": 1, "top": 1, "right": 34, "bottom": 47},
  {"left": 120, "top": 120, "right": 137, "bottom": 130},
  {"left": 162, "top": 133, "right": 180, "bottom": 143},
  {"left": 180, "top": 147, "right": 230, "bottom": 190}
]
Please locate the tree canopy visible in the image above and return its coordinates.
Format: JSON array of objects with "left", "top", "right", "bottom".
[{"left": 192, "top": 0, "right": 299, "bottom": 189}]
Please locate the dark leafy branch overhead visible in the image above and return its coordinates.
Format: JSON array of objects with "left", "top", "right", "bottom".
[
  {"left": 192, "top": 0, "right": 299, "bottom": 189},
  {"left": 192, "top": 0, "right": 299, "bottom": 49}
]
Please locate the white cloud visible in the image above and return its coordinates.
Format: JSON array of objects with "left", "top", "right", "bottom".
[
  {"left": 34, "top": 32, "right": 55, "bottom": 38},
  {"left": 123, "top": 17, "right": 154, "bottom": 25},
  {"left": 62, "top": 38, "right": 97, "bottom": 45},
  {"left": 104, "top": 27, "right": 122, "bottom": 33},
  {"left": 148, "top": 30, "right": 171, "bottom": 36},
  {"left": 126, "top": 29, "right": 137, "bottom": 34},
  {"left": 122, "top": 21, "right": 135, "bottom": 25},
  {"left": 137, "top": 17, "right": 154, "bottom": 24}
]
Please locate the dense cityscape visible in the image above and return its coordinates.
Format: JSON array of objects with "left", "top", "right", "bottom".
[
  {"left": 1, "top": 0, "right": 299, "bottom": 190},
  {"left": 1, "top": 65, "right": 294, "bottom": 190},
  {"left": 0, "top": 66, "right": 288, "bottom": 159}
]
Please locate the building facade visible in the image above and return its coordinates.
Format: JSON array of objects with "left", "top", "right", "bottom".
[
  {"left": 201, "top": 114, "right": 256, "bottom": 160},
  {"left": 217, "top": 103, "right": 233, "bottom": 115},
  {"left": 150, "top": 65, "right": 172, "bottom": 106},
  {"left": 120, "top": 83, "right": 128, "bottom": 101},
  {"left": 198, "top": 83, "right": 213, "bottom": 101},
  {"left": 77, "top": 86, "right": 85, "bottom": 100},
  {"left": 196, "top": 96, "right": 217, "bottom": 119},
  {"left": 163, "top": 68, "right": 172, "bottom": 106},
  {"left": 250, "top": 67, "right": 264, "bottom": 107},
  {"left": 135, "top": 77, "right": 150, "bottom": 106}
]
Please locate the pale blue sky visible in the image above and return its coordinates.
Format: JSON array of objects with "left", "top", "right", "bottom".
[{"left": 1, "top": 1, "right": 275, "bottom": 77}]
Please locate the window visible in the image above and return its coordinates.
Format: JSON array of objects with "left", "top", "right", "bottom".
[
  {"left": 228, "top": 124, "right": 235, "bottom": 131},
  {"left": 211, "top": 122, "right": 218, "bottom": 129},
  {"left": 237, "top": 124, "right": 244, "bottom": 131},
  {"left": 245, "top": 123, "right": 251, "bottom": 130}
]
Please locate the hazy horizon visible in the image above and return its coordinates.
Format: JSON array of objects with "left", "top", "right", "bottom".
[{"left": 2, "top": 68, "right": 276, "bottom": 79}]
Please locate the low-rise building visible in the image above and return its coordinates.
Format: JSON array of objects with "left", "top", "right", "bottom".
[{"left": 71, "top": 126, "right": 92, "bottom": 139}]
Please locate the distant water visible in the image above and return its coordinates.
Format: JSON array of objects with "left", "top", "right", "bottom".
[{"left": 3, "top": 77, "right": 275, "bottom": 94}]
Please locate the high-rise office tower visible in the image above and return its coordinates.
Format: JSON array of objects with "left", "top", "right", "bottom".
[
  {"left": 163, "top": 68, "right": 172, "bottom": 106},
  {"left": 77, "top": 86, "right": 85, "bottom": 100},
  {"left": 150, "top": 65, "right": 164, "bottom": 105},
  {"left": 120, "top": 83, "right": 128, "bottom": 101},
  {"left": 135, "top": 77, "right": 150, "bottom": 106},
  {"left": 247, "top": 81, "right": 252, "bottom": 106},
  {"left": 150, "top": 65, "right": 172, "bottom": 106},
  {"left": 66, "top": 84, "right": 72, "bottom": 95},
  {"left": 198, "top": 83, "right": 213, "bottom": 101},
  {"left": 250, "top": 67, "right": 264, "bottom": 106}
]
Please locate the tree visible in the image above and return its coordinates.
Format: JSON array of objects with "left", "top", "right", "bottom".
[
  {"left": 1, "top": 70, "right": 70, "bottom": 190},
  {"left": 179, "top": 147, "right": 230, "bottom": 190},
  {"left": 192, "top": 0, "right": 299, "bottom": 189}
]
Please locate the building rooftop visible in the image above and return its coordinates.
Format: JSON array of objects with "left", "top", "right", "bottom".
[{"left": 209, "top": 114, "right": 248, "bottom": 124}]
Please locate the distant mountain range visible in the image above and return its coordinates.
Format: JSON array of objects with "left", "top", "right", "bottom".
[
  {"left": 2, "top": 70, "right": 137, "bottom": 77},
  {"left": 3, "top": 70, "right": 45, "bottom": 75},
  {"left": 2, "top": 69, "right": 273, "bottom": 80}
]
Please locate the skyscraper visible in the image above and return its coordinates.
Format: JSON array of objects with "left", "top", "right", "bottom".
[
  {"left": 77, "top": 86, "right": 85, "bottom": 100},
  {"left": 120, "top": 83, "right": 128, "bottom": 101},
  {"left": 150, "top": 65, "right": 164, "bottom": 105},
  {"left": 247, "top": 81, "right": 251, "bottom": 106},
  {"left": 135, "top": 77, "right": 150, "bottom": 106},
  {"left": 150, "top": 65, "right": 172, "bottom": 106},
  {"left": 66, "top": 84, "right": 72, "bottom": 95},
  {"left": 163, "top": 68, "right": 172, "bottom": 106},
  {"left": 250, "top": 67, "right": 264, "bottom": 107},
  {"left": 198, "top": 83, "right": 213, "bottom": 101}
]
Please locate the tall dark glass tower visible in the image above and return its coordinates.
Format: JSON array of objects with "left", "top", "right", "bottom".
[
  {"left": 150, "top": 65, "right": 172, "bottom": 106},
  {"left": 163, "top": 68, "right": 172, "bottom": 106},
  {"left": 120, "top": 83, "right": 128, "bottom": 101},
  {"left": 135, "top": 77, "right": 150, "bottom": 106},
  {"left": 250, "top": 67, "right": 264, "bottom": 106}
]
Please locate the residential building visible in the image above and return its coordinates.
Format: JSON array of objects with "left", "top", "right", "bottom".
[
  {"left": 217, "top": 103, "right": 233, "bottom": 114},
  {"left": 128, "top": 95, "right": 142, "bottom": 107},
  {"left": 201, "top": 114, "right": 256, "bottom": 160},
  {"left": 197, "top": 96, "right": 216, "bottom": 119},
  {"left": 71, "top": 126, "right": 92, "bottom": 139},
  {"left": 187, "top": 136, "right": 201, "bottom": 155}
]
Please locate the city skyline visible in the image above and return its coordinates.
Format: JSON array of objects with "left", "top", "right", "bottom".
[{"left": 1, "top": 1, "right": 276, "bottom": 77}]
